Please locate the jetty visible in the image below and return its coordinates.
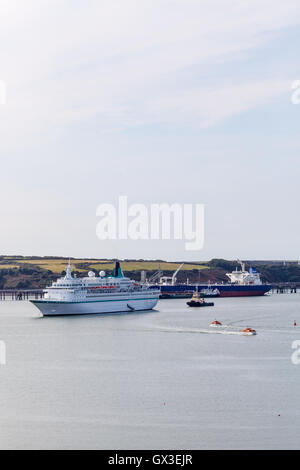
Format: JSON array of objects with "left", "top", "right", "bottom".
[
  {"left": 0, "top": 289, "right": 44, "bottom": 300},
  {"left": 271, "top": 282, "right": 299, "bottom": 293}
]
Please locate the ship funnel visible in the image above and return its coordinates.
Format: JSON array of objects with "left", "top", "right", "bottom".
[
  {"left": 64, "top": 259, "right": 73, "bottom": 280},
  {"left": 112, "top": 261, "right": 124, "bottom": 278}
]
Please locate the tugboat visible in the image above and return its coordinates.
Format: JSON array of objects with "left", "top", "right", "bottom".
[{"left": 187, "top": 287, "right": 214, "bottom": 307}]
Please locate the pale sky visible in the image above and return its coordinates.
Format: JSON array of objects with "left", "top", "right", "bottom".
[{"left": 0, "top": 0, "right": 299, "bottom": 261}]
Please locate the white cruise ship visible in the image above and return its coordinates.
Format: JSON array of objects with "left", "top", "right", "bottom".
[{"left": 31, "top": 261, "right": 160, "bottom": 316}]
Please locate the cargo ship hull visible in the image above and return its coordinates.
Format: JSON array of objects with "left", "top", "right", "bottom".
[{"left": 154, "top": 284, "right": 271, "bottom": 298}]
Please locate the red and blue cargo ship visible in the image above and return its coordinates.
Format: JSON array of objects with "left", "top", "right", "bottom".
[{"left": 150, "top": 261, "right": 271, "bottom": 298}]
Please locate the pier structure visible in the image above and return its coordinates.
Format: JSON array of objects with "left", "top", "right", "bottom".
[
  {"left": 0, "top": 284, "right": 298, "bottom": 300},
  {"left": 0, "top": 289, "right": 44, "bottom": 300},
  {"left": 271, "top": 283, "right": 298, "bottom": 294}
]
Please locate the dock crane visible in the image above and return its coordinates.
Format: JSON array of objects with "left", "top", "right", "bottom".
[
  {"left": 148, "top": 264, "right": 163, "bottom": 283},
  {"left": 159, "top": 263, "right": 184, "bottom": 285},
  {"left": 172, "top": 263, "right": 184, "bottom": 285}
]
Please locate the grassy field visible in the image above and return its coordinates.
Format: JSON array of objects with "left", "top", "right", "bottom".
[
  {"left": 82, "top": 261, "right": 208, "bottom": 273},
  {"left": 0, "top": 257, "right": 208, "bottom": 274},
  {"left": 0, "top": 264, "right": 20, "bottom": 269}
]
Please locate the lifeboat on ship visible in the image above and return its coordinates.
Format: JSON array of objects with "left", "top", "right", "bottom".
[
  {"left": 210, "top": 320, "right": 222, "bottom": 327},
  {"left": 240, "top": 327, "right": 256, "bottom": 335}
]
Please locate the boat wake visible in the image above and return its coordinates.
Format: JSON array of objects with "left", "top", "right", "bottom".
[{"left": 154, "top": 326, "right": 255, "bottom": 336}]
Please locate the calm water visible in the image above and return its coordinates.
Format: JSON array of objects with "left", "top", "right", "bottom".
[{"left": 0, "top": 294, "right": 300, "bottom": 449}]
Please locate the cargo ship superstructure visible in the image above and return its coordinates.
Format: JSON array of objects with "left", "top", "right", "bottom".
[{"left": 31, "top": 261, "right": 160, "bottom": 316}]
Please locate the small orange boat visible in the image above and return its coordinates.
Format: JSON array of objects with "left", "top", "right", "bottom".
[
  {"left": 240, "top": 327, "right": 256, "bottom": 335},
  {"left": 210, "top": 320, "right": 222, "bottom": 327}
]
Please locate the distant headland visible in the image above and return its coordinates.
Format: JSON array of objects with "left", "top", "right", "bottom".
[{"left": 0, "top": 256, "right": 299, "bottom": 289}]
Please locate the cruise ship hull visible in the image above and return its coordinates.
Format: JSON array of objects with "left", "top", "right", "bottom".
[{"left": 31, "top": 295, "right": 159, "bottom": 316}]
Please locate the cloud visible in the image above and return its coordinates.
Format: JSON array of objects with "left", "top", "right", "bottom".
[
  {"left": 0, "top": 0, "right": 299, "bottom": 150},
  {"left": 146, "top": 79, "right": 289, "bottom": 126}
]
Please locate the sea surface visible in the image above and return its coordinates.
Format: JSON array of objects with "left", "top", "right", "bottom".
[{"left": 0, "top": 294, "right": 300, "bottom": 450}]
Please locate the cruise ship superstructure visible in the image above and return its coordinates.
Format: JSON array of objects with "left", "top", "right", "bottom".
[{"left": 31, "top": 261, "right": 160, "bottom": 316}]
